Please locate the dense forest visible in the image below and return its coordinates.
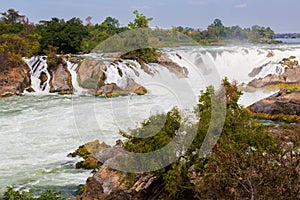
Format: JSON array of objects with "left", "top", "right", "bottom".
[{"left": 0, "top": 8, "right": 279, "bottom": 63}]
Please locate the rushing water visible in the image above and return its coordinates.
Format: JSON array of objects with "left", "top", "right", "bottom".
[{"left": 1, "top": 44, "right": 300, "bottom": 196}]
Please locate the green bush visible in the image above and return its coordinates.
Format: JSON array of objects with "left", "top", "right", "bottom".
[{"left": 1, "top": 187, "right": 64, "bottom": 200}]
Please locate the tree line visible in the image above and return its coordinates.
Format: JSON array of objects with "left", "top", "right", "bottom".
[
  {"left": 0, "top": 8, "right": 279, "bottom": 64},
  {"left": 174, "top": 19, "right": 278, "bottom": 45}
]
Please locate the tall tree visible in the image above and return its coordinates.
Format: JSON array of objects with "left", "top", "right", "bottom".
[
  {"left": 128, "top": 10, "right": 153, "bottom": 29},
  {"left": 1, "top": 9, "right": 24, "bottom": 24}
]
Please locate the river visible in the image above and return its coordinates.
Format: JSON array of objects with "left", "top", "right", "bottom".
[{"left": 1, "top": 44, "right": 300, "bottom": 196}]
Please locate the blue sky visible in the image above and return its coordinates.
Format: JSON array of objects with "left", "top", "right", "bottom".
[{"left": 0, "top": 0, "right": 299, "bottom": 33}]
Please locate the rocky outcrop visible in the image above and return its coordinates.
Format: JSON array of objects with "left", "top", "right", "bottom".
[
  {"left": 247, "top": 58, "right": 300, "bottom": 89},
  {"left": 95, "top": 83, "right": 127, "bottom": 97},
  {"left": 77, "top": 58, "right": 147, "bottom": 97},
  {"left": 125, "top": 79, "right": 147, "bottom": 95},
  {"left": 75, "top": 141, "right": 170, "bottom": 200},
  {"left": 0, "top": 54, "right": 31, "bottom": 97},
  {"left": 77, "top": 58, "right": 107, "bottom": 90},
  {"left": 48, "top": 57, "right": 74, "bottom": 94},
  {"left": 68, "top": 140, "right": 110, "bottom": 169},
  {"left": 155, "top": 54, "right": 188, "bottom": 78},
  {"left": 248, "top": 89, "right": 300, "bottom": 116}
]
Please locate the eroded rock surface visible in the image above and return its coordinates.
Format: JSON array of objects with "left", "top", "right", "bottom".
[
  {"left": 248, "top": 89, "right": 300, "bottom": 116},
  {"left": 48, "top": 57, "right": 74, "bottom": 94},
  {"left": 0, "top": 54, "right": 31, "bottom": 97}
]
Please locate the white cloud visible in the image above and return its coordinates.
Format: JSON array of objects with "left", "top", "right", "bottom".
[{"left": 234, "top": 3, "right": 247, "bottom": 8}]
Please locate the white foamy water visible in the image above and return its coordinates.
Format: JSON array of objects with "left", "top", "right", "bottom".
[{"left": 1, "top": 44, "right": 300, "bottom": 196}]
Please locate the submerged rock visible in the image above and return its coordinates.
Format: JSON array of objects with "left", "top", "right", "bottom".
[
  {"left": 0, "top": 53, "right": 31, "bottom": 97},
  {"left": 266, "top": 51, "right": 274, "bottom": 58}
]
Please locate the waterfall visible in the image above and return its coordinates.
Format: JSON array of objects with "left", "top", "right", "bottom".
[
  {"left": 24, "top": 45, "right": 300, "bottom": 98},
  {"left": 165, "top": 45, "right": 300, "bottom": 83},
  {"left": 25, "top": 56, "right": 51, "bottom": 93},
  {"left": 66, "top": 61, "right": 84, "bottom": 95}
]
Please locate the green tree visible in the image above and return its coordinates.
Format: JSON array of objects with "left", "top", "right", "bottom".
[
  {"left": 36, "top": 17, "right": 88, "bottom": 54},
  {"left": 1, "top": 8, "right": 24, "bottom": 25},
  {"left": 128, "top": 10, "right": 153, "bottom": 29}
]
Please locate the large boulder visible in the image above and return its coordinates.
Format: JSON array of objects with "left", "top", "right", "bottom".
[
  {"left": 248, "top": 89, "right": 300, "bottom": 116},
  {"left": 95, "top": 83, "right": 127, "bottom": 97},
  {"left": 77, "top": 58, "right": 107, "bottom": 90},
  {"left": 125, "top": 79, "right": 147, "bottom": 95},
  {"left": 0, "top": 54, "right": 31, "bottom": 97},
  {"left": 48, "top": 57, "right": 73, "bottom": 94}
]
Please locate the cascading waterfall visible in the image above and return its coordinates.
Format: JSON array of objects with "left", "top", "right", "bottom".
[
  {"left": 66, "top": 61, "right": 84, "bottom": 94},
  {"left": 24, "top": 45, "right": 300, "bottom": 105},
  {"left": 25, "top": 56, "right": 51, "bottom": 93},
  {"left": 24, "top": 45, "right": 300, "bottom": 99}
]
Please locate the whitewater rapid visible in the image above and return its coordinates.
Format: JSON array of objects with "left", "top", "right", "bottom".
[{"left": 1, "top": 44, "right": 300, "bottom": 196}]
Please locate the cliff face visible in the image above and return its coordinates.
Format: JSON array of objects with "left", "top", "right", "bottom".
[{"left": 0, "top": 53, "right": 31, "bottom": 97}]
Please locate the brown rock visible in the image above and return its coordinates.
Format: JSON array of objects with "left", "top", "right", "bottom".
[
  {"left": 77, "top": 58, "right": 107, "bottom": 90},
  {"left": 48, "top": 58, "right": 74, "bottom": 94},
  {"left": 267, "top": 51, "right": 274, "bottom": 58},
  {"left": 0, "top": 54, "right": 31, "bottom": 97},
  {"left": 125, "top": 79, "right": 147, "bottom": 95},
  {"left": 156, "top": 53, "right": 189, "bottom": 78},
  {"left": 95, "top": 83, "right": 127, "bottom": 97},
  {"left": 247, "top": 65, "right": 300, "bottom": 89},
  {"left": 248, "top": 89, "right": 300, "bottom": 116}
]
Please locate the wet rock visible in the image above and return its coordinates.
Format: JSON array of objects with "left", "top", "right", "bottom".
[
  {"left": 39, "top": 71, "right": 48, "bottom": 88},
  {"left": 77, "top": 58, "right": 107, "bottom": 90},
  {"left": 95, "top": 83, "right": 127, "bottom": 97},
  {"left": 101, "top": 52, "right": 122, "bottom": 59},
  {"left": 248, "top": 61, "right": 272, "bottom": 77},
  {"left": 267, "top": 51, "right": 274, "bottom": 58},
  {"left": 0, "top": 53, "right": 31, "bottom": 97},
  {"left": 69, "top": 140, "right": 110, "bottom": 159},
  {"left": 125, "top": 79, "right": 147, "bottom": 95},
  {"left": 69, "top": 140, "right": 110, "bottom": 170},
  {"left": 78, "top": 147, "right": 169, "bottom": 200},
  {"left": 78, "top": 177, "right": 106, "bottom": 200},
  {"left": 247, "top": 65, "right": 300, "bottom": 89},
  {"left": 248, "top": 89, "right": 300, "bottom": 116},
  {"left": 76, "top": 156, "right": 101, "bottom": 169},
  {"left": 156, "top": 53, "right": 189, "bottom": 78},
  {"left": 48, "top": 57, "right": 74, "bottom": 94},
  {"left": 25, "top": 87, "right": 35, "bottom": 93}
]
